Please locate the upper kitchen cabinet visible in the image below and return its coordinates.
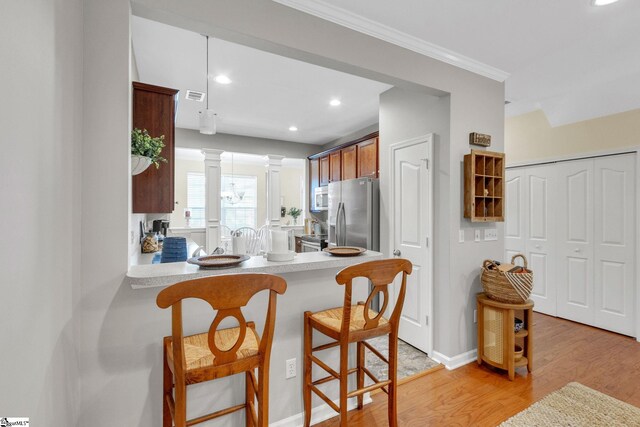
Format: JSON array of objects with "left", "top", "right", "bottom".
[
  {"left": 132, "top": 82, "right": 179, "bottom": 214},
  {"left": 319, "top": 156, "right": 330, "bottom": 186},
  {"left": 308, "top": 132, "right": 379, "bottom": 211},
  {"left": 341, "top": 145, "right": 357, "bottom": 181},
  {"left": 329, "top": 151, "right": 341, "bottom": 183},
  {"left": 356, "top": 137, "right": 379, "bottom": 178}
]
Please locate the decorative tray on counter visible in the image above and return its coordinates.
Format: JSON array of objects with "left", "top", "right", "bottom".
[
  {"left": 323, "top": 246, "right": 367, "bottom": 257},
  {"left": 187, "top": 254, "right": 250, "bottom": 269}
]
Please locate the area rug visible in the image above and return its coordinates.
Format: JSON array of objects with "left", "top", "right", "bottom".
[
  {"left": 364, "top": 336, "right": 440, "bottom": 383},
  {"left": 500, "top": 382, "right": 640, "bottom": 426}
]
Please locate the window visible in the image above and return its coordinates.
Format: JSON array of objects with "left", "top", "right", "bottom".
[
  {"left": 187, "top": 172, "right": 205, "bottom": 227},
  {"left": 221, "top": 175, "right": 258, "bottom": 230}
]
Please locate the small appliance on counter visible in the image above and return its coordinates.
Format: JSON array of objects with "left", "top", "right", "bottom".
[{"left": 266, "top": 227, "right": 295, "bottom": 261}]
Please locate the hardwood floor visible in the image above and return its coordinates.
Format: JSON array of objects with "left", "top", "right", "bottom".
[{"left": 314, "top": 313, "right": 640, "bottom": 426}]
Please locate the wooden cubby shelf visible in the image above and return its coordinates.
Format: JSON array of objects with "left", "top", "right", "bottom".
[{"left": 464, "top": 149, "right": 505, "bottom": 222}]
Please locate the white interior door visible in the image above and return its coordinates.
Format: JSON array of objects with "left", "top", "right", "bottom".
[
  {"left": 556, "top": 159, "right": 595, "bottom": 324},
  {"left": 505, "top": 168, "right": 526, "bottom": 262},
  {"left": 389, "top": 135, "right": 433, "bottom": 354},
  {"left": 594, "top": 154, "right": 635, "bottom": 336},
  {"left": 525, "top": 165, "right": 557, "bottom": 316}
]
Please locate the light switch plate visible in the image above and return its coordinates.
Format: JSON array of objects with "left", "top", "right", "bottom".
[
  {"left": 459, "top": 230, "right": 465, "bottom": 243},
  {"left": 484, "top": 228, "right": 498, "bottom": 241},
  {"left": 474, "top": 230, "right": 481, "bottom": 242}
]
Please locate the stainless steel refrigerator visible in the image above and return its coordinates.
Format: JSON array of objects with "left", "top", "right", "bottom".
[{"left": 328, "top": 177, "right": 379, "bottom": 250}]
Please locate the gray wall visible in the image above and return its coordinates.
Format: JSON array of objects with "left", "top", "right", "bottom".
[
  {"left": 73, "top": 0, "right": 505, "bottom": 425},
  {"left": 176, "top": 128, "right": 322, "bottom": 159},
  {"left": 320, "top": 123, "right": 379, "bottom": 152},
  {"left": 0, "top": 0, "right": 82, "bottom": 424}
]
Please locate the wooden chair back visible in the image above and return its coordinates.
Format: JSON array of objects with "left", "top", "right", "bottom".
[
  {"left": 157, "top": 274, "right": 287, "bottom": 369},
  {"left": 335, "top": 259, "right": 412, "bottom": 332}
]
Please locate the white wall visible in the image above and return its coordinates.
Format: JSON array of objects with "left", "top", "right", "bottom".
[
  {"left": 0, "top": 0, "right": 83, "bottom": 424},
  {"left": 74, "top": 0, "right": 505, "bottom": 425}
]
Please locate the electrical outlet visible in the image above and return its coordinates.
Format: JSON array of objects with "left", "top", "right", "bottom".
[
  {"left": 458, "top": 230, "right": 465, "bottom": 243},
  {"left": 474, "top": 309, "right": 477, "bottom": 323},
  {"left": 474, "top": 230, "right": 481, "bottom": 242},
  {"left": 484, "top": 228, "right": 498, "bottom": 241},
  {"left": 285, "top": 358, "right": 296, "bottom": 379}
]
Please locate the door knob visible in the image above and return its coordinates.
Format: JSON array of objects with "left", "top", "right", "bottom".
[
  {"left": 393, "top": 249, "right": 401, "bottom": 257},
  {"left": 574, "top": 248, "right": 581, "bottom": 253}
]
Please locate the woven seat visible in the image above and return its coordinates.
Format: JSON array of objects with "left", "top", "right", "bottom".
[
  {"left": 310, "top": 305, "right": 388, "bottom": 333},
  {"left": 167, "top": 326, "right": 260, "bottom": 371}
]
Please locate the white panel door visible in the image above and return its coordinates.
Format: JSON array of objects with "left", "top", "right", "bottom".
[
  {"left": 390, "top": 136, "right": 433, "bottom": 353},
  {"left": 594, "top": 155, "right": 635, "bottom": 336},
  {"left": 556, "top": 159, "right": 595, "bottom": 325},
  {"left": 525, "top": 165, "right": 557, "bottom": 315},
  {"left": 505, "top": 168, "right": 526, "bottom": 263}
]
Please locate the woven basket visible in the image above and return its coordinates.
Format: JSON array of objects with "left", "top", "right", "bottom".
[{"left": 481, "top": 254, "right": 533, "bottom": 304}]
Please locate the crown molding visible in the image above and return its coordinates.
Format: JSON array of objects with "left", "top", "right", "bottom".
[{"left": 273, "top": 0, "right": 510, "bottom": 82}]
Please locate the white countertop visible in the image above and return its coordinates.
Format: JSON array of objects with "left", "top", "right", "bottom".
[{"left": 126, "top": 250, "right": 384, "bottom": 289}]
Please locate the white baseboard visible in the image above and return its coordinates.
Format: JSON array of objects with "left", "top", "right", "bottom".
[
  {"left": 431, "top": 349, "right": 477, "bottom": 370},
  {"left": 270, "top": 395, "right": 372, "bottom": 427}
]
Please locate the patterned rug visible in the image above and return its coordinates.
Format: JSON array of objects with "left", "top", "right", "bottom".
[
  {"left": 364, "top": 336, "right": 440, "bottom": 383},
  {"left": 500, "top": 382, "right": 640, "bottom": 426}
]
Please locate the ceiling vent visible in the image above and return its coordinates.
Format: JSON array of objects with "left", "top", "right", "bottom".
[{"left": 185, "top": 90, "right": 205, "bottom": 102}]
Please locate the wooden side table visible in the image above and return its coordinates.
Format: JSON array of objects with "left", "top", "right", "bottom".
[{"left": 476, "top": 292, "right": 534, "bottom": 380}]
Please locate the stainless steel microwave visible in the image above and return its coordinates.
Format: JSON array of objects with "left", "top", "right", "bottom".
[{"left": 313, "top": 186, "right": 328, "bottom": 211}]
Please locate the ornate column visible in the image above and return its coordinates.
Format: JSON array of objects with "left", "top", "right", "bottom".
[
  {"left": 265, "top": 155, "right": 285, "bottom": 228},
  {"left": 202, "top": 149, "right": 224, "bottom": 251}
]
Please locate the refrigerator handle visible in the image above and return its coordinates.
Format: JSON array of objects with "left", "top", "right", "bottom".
[{"left": 338, "top": 202, "right": 346, "bottom": 246}]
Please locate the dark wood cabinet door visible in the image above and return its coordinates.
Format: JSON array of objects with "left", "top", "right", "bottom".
[
  {"left": 341, "top": 145, "right": 357, "bottom": 180},
  {"left": 308, "top": 158, "right": 319, "bottom": 211},
  {"left": 132, "top": 82, "right": 178, "bottom": 213},
  {"left": 319, "top": 156, "right": 330, "bottom": 186},
  {"left": 357, "top": 137, "right": 379, "bottom": 178},
  {"left": 329, "top": 151, "right": 341, "bottom": 182}
]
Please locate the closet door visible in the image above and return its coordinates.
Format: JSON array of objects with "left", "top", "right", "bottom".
[
  {"left": 505, "top": 168, "right": 526, "bottom": 262},
  {"left": 594, "top": 154, "right": 636, "bottom": 336},
  {"left": 525, "top": 165, "right": 557, "bottom": 316},
  {"left": 556, "top": 160, "right": 595, "bottom": 325}
]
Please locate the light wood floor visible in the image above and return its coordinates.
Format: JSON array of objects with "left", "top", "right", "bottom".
[{"left": 315, "top": 313, "right": 640, "bottom": 426}]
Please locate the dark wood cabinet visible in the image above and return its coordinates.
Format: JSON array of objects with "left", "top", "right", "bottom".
[
  {"left": 132, "top": 82, "right": 179, "bottom": 213},
  {"left": 319, "top": 156, "right": 330, "bottom": 186},
  {"left": 356, "top": 137, "right": 379, "bottom": 179},
  {"left": 329, "top": 151, "right": 341, "bottom": 182},
  {"left": 308, "top": 158, "right": 319, "bottom": 212},
  {"left": 341, "top": 145, "right": 357, "bottom": 181},
  {"left": 308, "top": 131, "right": 379, "bottom": 212}
]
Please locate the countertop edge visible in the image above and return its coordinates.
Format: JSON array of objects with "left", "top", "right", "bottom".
[{"left": 127, "top": 251, "right": 384, "bottom": 289}]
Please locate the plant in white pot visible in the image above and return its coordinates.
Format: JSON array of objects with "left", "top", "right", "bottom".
[{"left": 131, "top": 128, "right": 167, "bottom": 175}]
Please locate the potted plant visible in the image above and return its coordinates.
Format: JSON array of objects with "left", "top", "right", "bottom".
[
  {"left": 287, "top": 207, "right": 303, "bottom": 225},
  {"left": 131, "top": 128, "right": 167, "bottom": 175}
]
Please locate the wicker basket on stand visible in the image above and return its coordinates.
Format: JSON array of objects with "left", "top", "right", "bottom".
[{"left": 481, "top": 254, "right": 533, "bottom": 304}]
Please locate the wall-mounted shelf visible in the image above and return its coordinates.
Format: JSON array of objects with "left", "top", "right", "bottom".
[{"left": 464, "top": 149, "right": 505, "bottom": 222}]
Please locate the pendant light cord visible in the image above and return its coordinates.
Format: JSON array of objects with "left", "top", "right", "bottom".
[{"left": 205, "top": 35, "right": 209, "bottom": 110}]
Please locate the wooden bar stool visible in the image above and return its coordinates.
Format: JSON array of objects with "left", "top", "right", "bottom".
[
  {"left": 156, "top": 273, "right": 287, "bottom": 427},
  {"left": 303, "top": 259, "right": 412, "bottom": 427}
]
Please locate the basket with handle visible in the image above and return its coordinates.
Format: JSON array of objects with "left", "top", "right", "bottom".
[{"left": 481, "top": 254, "right": 533, "bottom": 304}]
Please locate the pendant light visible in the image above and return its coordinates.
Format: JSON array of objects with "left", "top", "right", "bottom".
[{"left": 199, "top": 35, "right": 217, "bottom": 135}]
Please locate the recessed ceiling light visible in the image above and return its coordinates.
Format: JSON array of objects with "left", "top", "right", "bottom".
[
  {"left": 289, "top": 126, "right": 298, "bottom": 132},
  {"left": 329, "top": 99, "right": 341, "bottom": 106},
  {"left": 213, "top": 75, "right": 232, "bottom": 84},
  {"left": 592, "top": 0, "right": 619, "bottom": 5}
]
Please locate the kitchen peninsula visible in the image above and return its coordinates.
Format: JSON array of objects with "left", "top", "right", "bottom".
[{"left": 126, "top": 250, "right": 384, "bottom": 425}]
